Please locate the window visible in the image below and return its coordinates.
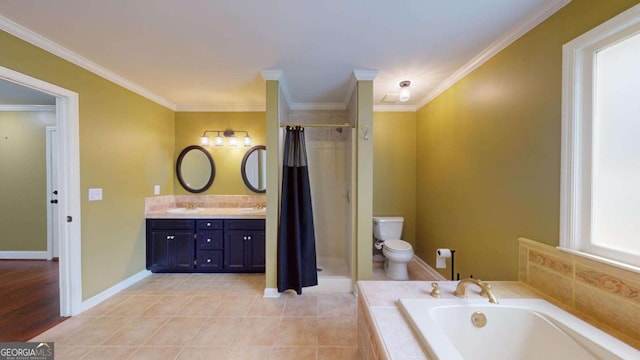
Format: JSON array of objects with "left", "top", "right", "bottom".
[{"left": 561, "top": 4, "right": 640, "bottom": 270}]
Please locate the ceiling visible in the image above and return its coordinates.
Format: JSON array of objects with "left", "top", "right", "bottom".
[{"left": 0, "top": 1, "right": 568, "bottom": 110}]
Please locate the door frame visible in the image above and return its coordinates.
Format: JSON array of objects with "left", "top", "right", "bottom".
[
  {"left": 46, "top": 126, "right": 57, "bottom": 260},
  {"left": 0, "top": 65, "right": 82, "bottom": 316}
]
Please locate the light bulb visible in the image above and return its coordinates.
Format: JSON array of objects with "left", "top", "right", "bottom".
[
  {"left": 398, "top": 88, "right": 410, "bottom": 102},
  {"left": 200, "top": 136, "right": 210, "bottom": 146},
  {"left": 228, "top": 136, "right": 238, "bottom": 146},
  {"left": 398, "top": 80, "right": 411, "bottom": 102},
  {"left": 243, "top": 135, "right": 252, "bottom": 147},
  {"left": 214, "top": 135, "right": 224, "bottom": 146}
]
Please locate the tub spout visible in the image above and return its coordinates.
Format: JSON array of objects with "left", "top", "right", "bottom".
[{"left": 454, "top": 278, "right": 499, "bottom": 304}]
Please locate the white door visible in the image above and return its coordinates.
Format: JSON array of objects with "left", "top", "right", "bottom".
[{"left": 46, "top": 126, "right": 59, "bottom": 259}]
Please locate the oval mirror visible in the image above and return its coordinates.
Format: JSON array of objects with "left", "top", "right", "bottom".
[
  {"left": 241, "top": 145, "right": 266, "bottom": 193},
  {"left": 176, "top": 145, "right": 215, "bottom": 193}
]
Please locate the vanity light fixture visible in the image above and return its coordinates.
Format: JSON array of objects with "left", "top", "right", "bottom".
[
  {"left": 200, "top": 129, "right": 252, "bottom": 147},
  {"left": 398, "top": 80, "right": 411, "bottom": 102}
]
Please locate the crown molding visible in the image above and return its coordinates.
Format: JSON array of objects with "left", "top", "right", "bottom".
[
  {"left": 415, "top": 0, "right": 571, "bottom": 110},
  {"left": 373, "top": 104, "right": 418, "bottom": 112},
  {"left": 175, "top": 105, "right": 266, "bottom": 112},
  {"left": 353, "top": 70, "right": 379, "bottom": 81},
  {"left": 343, "top": 75, "right": 358, "bottom": 108},
  {"left": 277, "top": 77, "right": 294, "bottom": 110},
  {"left": 0, "top": 104, "right": 56, "bottom": 112},
  {"left": 260, "top": 70, "right": 283, "bottom": 81},
  {"left": 0, "top": 14, "right": 175, "bottom": 110},
  {"left": 289, "top": 102, "right": 346, "bottom": 111}
]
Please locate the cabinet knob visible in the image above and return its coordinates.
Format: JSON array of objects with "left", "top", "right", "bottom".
[
  {"left": 248, "top": 236, "right": 252, "bottom": 240},
  {"left": 207, "top": 238, "right": 212, "bottom": 243},
  {"left": 207, "top": 258, "right": 212, "bottom": 263},
  {"left": 243, "top": 236, "right": 247, "bottom": 240},
  {"left": 206, "top": 222, "right": 211, "bottom": 226}
]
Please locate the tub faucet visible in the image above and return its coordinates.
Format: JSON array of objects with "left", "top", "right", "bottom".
[{"left": 454, "top": 278, "right": 499, "bottom": 304}]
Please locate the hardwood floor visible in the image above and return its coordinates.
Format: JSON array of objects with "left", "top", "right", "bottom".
[{"left": 0, "top": 260, "right": 66, "bottom": 341}]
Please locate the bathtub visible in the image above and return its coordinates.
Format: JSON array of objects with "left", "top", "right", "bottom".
[{"left": 399, "top": 298, "right": 639, "bottom": 360}]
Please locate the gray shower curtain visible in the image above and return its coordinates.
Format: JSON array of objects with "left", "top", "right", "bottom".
[{"left": 277, "top": 126, "right": 318, "bottom": 294}]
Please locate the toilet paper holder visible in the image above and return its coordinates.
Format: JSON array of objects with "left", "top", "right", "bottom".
[{"left": 436, "top": 248, "right": 456, "bottom": 280}]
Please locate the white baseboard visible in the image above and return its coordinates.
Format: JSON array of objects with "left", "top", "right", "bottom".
[
  {"left": 0, "top": 251, "right": 48, "bottom": 259},
  {"left": 80, "top": 269, "right": 152, "bottom": 313},
  {"left": 413, "top": 255, "right": 447, "bottom": 281},
  {"left": 263, "top": 288, "right": 281, "bottom": 298}
]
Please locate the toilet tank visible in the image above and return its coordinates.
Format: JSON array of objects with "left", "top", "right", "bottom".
[{"left": 373, "top": 216, "right": 404, "bottom": 240}]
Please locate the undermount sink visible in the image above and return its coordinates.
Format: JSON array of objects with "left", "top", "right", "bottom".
[{"left": 165, "top": 207, "right": 204, "bottom": 214}]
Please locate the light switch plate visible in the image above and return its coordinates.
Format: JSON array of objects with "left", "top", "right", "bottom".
[
  {"left": 88, "top": 188, "right": 102, "bottom": 201},
  {"left": 154, "top": 185, "right": 160, "bottom": 195}
]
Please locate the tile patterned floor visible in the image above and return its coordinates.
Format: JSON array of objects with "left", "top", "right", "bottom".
[{"left": 32, "top": 273, "right": 358, "bottom": 360}]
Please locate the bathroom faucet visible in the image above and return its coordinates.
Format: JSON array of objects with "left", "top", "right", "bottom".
[{"left": 454, "top": 278, "right": 499, "bottom": 304}]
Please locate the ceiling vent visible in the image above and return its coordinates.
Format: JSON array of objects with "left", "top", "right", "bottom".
[{"left": 381, "top": 94, "right": 399, "bottom": 103}]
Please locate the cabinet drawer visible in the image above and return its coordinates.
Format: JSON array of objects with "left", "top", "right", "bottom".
[
  {"left": 147, "top": 219, "right": 194, "bottom": 230},
  {"left": 224, "top": 219, "right": 265, "bottom": 230},
  {"left": 196, "top": 219, "right": 223, "bottom": 230},
  {"left": 197, "top": 250, "right": 223, "bottom": 270},
  {"left": 197, "top": 230, "right": 223, "bottom": 249}
]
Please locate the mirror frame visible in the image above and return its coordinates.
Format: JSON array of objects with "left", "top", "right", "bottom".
[
  {"left": 176, "top": 145, "right": 215, "bottom": 193},
  {"left": 241, "top": 145, "right": 266, "bottom": 193}
]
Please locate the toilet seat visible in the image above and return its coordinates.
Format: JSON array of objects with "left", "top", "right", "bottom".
[{"left": 383, "top": 239, "right": 412, "bottom": 252}]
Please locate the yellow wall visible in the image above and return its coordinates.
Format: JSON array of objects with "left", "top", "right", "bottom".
[
  {"left": 264, "top": 80, "right": 280, "bottom": 290},
  {"left": 373, "top": 112, "right": 416, "bottom": 248},
  {"left": 174, "top": 112, "right": 266, "bottom": 195},
  {"left": 0, "top": 111, "right": 55, "bottom": 250},
  {"left": 415, "top": 0, "right": 640, "bottom": 280},
  {"left": 356, "top": 80, "right": 374, "bottom": 280},
  {"left": 0, "top": 31, "right": 175, "bottom": 299}
]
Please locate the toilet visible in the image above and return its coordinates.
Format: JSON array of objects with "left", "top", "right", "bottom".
[{"left": 373, "top": 216, "right": 414, "bottom": 280}]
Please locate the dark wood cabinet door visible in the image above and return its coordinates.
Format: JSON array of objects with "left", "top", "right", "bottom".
[
  {"left": 174, "top": 232, "right": 195, "bottom": 270},
  {"left": 224, "top": 230, "right": 247, "bottom": 271},
  {"left": 149, "top": 230, "right": 194, "bottom": 271},
  {"left": 247, "top": 230, "right": 266, "bottom": 271},
  {"left": 150, "top": 231, "right": 171, "bottom": 270}
]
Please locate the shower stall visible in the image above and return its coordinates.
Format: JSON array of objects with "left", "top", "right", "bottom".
[{"left": 279, "top": 109, "right": 356, "bottom": 293}]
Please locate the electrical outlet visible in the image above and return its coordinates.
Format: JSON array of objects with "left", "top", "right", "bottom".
[
  {"left": 88, "top": 188, "right": 102, "bottom": 201},
  {"left": 154, "top": 185, "right": 160, "bottom": 195}
]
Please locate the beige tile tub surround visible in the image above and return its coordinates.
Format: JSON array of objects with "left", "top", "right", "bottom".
[
  {"left": 358, "top": 278, "right": 640, "bottom": 360},
  {"left": 145, "top": 195, "right": 267, "bottom": 213},
  {"left": 357, "top": 281, "right": 545, "bottom": 360},
  {"left": 519, "top": 237, "right": 640, "bottom": 349}
]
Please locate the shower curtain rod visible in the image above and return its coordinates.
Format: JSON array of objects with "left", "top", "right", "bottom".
[{"left": 279, "top": 123, "right": 355, "bottom": 128}]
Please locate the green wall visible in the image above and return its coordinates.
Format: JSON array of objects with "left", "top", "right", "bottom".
[
  {"left": 415, "top": 0, "right": 640, "bottom": 280},
  {"left": 0, "top": 30, "right": 175, "bottom": 299},
  {"left": 174, "top": 112, "right": 266, "bottom": 195},
  {"left": 0, "top": 111, "right": 55, "bottom": 251},
  {"left": 373, "top": 112, "right": 416, "bottom": 248}
]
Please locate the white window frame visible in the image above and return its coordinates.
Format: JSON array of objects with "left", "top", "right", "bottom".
[{"left": 560, "top": 3, "right": 640, "bottom": 272}]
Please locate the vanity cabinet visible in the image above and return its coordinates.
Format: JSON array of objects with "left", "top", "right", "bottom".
[
  {"left": 224, "top": 219, "right": 266, "bottom": 272},
  {"left": 147, "top": 220, "right": 195, "bottom": 272},
  {"left": 195, "top": 220, "right": 224, "bottom": 270},
  {"left": 146, "top": 218, "right": 264, "bottom": 273}
]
